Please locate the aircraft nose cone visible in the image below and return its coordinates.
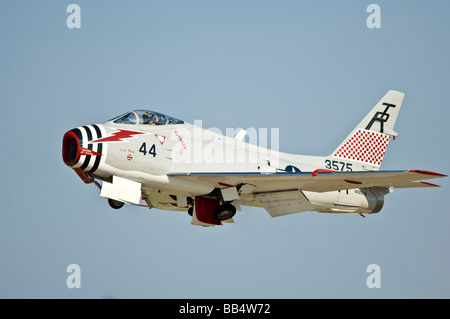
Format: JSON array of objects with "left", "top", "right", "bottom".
[{"left": 62, "top": 129, "right": 82, "bottom": 166}]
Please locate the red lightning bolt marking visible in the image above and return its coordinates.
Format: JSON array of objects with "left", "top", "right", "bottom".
[{"left": 91, "top": 129, "right": 146, "bottom": 143}]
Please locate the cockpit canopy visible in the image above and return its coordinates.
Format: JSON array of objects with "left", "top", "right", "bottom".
[{"left": 110, "top": 110, "right": 184, "bottom": 125}]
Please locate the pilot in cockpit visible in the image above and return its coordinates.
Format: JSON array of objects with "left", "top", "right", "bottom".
[{"left": 143, "top": 112, "right": 158, "bottom": 125}]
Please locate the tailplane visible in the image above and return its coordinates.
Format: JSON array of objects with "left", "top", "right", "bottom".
[{"left": 330, "top": 90, "right": 405, "bottom": 170}]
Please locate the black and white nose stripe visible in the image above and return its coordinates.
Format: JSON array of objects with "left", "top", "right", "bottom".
[
  {"left": 79, "top": 125, "right": 93, "bottom": 171},
  {"left": 90, "top": 124, "right": 107, "bottom": 174},
  {"left": 78, "top": 124, "right": 106, "bottom": 174}
]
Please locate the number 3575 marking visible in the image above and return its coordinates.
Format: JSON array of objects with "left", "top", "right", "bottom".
[{"left": 325, "top": 160, "right": 352, "bottom": 171}]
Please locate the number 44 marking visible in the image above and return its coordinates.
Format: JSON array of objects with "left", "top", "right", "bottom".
[{"left": 139, "top": 142, "right": 157, "bottom": 157}]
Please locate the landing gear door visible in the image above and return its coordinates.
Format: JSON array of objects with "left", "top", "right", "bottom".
[{"left": 100, "top": 176, "right": 141, "bottom": 205}]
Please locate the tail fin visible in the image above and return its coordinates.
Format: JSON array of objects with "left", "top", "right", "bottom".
[{"left": 330, "top": 90, "right": 405, "bottom": 170}]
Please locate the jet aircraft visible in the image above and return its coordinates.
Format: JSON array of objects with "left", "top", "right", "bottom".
[{"left": 62, "top": 90, "right": 446, "bottom": 226}]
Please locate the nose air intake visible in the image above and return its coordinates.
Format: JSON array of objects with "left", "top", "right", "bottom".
[
  {"left": 62, "top": 129, "right": 82, "bottom": 166},
  {"left": 62, "top": 125, "right": 105, "bottom": 174}
]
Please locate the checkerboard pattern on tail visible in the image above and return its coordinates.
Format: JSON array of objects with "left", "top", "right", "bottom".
[{"left": 333, "top": 129, "right": 390, "bottom": 166}]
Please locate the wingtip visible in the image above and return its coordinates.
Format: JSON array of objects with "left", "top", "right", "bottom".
[{"left": 408, "top": 170, "right": 447, "bottom": 177}]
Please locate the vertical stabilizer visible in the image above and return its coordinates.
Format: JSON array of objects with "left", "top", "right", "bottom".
[{"left": 330, "top": 90, "right": 405, "bottom": 170}]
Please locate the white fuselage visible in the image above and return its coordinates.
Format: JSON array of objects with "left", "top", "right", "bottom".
[{"left": 64, "top": 121, "right": 387, "bottom": 215}]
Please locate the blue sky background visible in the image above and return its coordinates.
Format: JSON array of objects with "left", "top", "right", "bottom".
[{"left": 1, "top": 0, "right": 449, "bottom": 298}]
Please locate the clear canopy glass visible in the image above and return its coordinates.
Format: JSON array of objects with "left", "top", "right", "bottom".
[{"left": 111, "top": 110, "right": 184, "bottom": 125}]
